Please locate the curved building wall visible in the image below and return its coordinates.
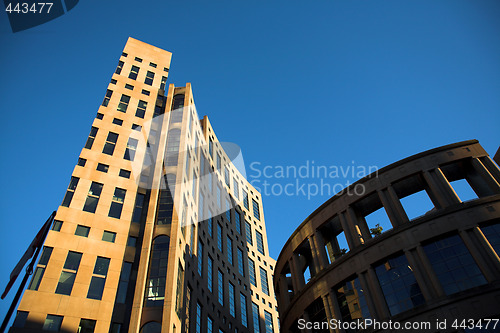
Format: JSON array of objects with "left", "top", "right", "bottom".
[{"left": 274, "top": 140, "right": 500, "bottom": 332}]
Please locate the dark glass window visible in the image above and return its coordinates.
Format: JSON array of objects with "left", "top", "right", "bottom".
[
  {"left": 423, "top": 234, "right": 487, "bottom": 296},
  {"left": 172, "top": 94, "right": 184, "bottom": 110},
  {"left": 96, "top": 163, "right": 109, "bottom": 172},
  {"left": 142, "top": 89, "right": 150, "bottom": 96},
  {"left": 43, "top": 314, "right": 63, "bottom": 331},
  {"left": 207, "top": 255, "right": 213, "bottom": 292},
  {"left": 75, "top": 225, "right": 90, "bottom": 237},
  {"left": 260, "top": 267, "right": 269, "bottom": 295},
  {"left": 124, "top": 138, "right": 138, "bottom": 161},
  {"left": 218, "top": 270, "right": 224, "bottom": 305},
  {"left": 243, "top": 190, "right": 249, "bottom": 210},
  {"left": 134, "top": 57, "right": 142, "bottom": 63},
  {"left": 136, "top": 100, "right": 147, "bottom": 118},
  {"left": 248, "top": 258, "right": 256, "bottom": 286},
  {"left": 209, "top": 138, "right": 213, "bottom": 159},
  {"left": 102, "top": 132, "right": 118, "bottom": 155},
  {"left": 116, "top": 262, "right": 132, "bottom": 303},
  {"left": 163, "top": 67, "right": 169, "bottom": 72},
  {"left": 149, "top": 62, "right": 157, "bottom": 68},
  {"left": 121, "top": 52, "right": 127, "bottom": 57},
  {"left": 132, "top": 193, "right": 146, "bottom": 223},
  {"left": 102, "top": 89, "right": 112, "bottom": 106},
  {"left": 237, "top": 248, "right": 244, "bottom": 276},
  {"left": 119, "top": 169, "right": 131, "bottom": 178},
  {"left": 225, "top": 167, "right": 230, "bottom": 187},
  {"left": 264, "top": 311, "right": 273, "bottom": 333},
  {"left": 233, "top": 179, "right": 240, "bottom": 200},
  {"left": 245, "top": 222, "right": 253, "bottom": 245},
  {"left": 160, "top": 76, "right": 167, "bottom": 90},
  {"left": 129, "top": 65, "right": 140, "bottom": 80},
  {"left": 117, "top": 95, "right": 130, "bottom": 112},
  {"left": 253, "top": 199, "right": 260, "bottom": 220},
  {"left": 125, "top": 84, "right": 134, "bottom": 90},
  {"left": 256, "top": 231, "right": 265, "bottom": 255},
  {"left": 52, "top": 220, "right": 62, "bottom": 231},
  {"left": 96, "top": 112, "right": 104, "bottom": 119},
  {"left": 145, "top": 71, "right": 154, "bottom": 85},
  {"left": 132, "top": 124, "right": 141, "bottom": 131},
  {"left": 229, "top": 282, "right": 235, "bottom": 316},
  {"left": 375, "top": 253, "right": 425, "bottom": 316},
  {"left": 55, "top": 251, "right": 82, "bottom": 295},
  {"left": 83, "top": 182, "right": 103, "bottom": 213},
  {"left": 481, "top": 223, "right": 500, "bottom": 255},
  {"left": 227, "top": 236, "right": 233, "bottom": 265},
  {"left": 102, "top": 231, "right": 116, "bottom": 243},
  {"left": 217, "top": 223, "right": 223, "bottom": 252},
  {"left": 145, "top": 236, "right": 170, "bottom": 306},
  {"left": 28, "top": 247, "right": 52, "bottom": 291},
  {"left": 127, "top": 236, "right": 137, "bottom": 247},
  {"left": 240, "top": 293, "right": 248, "bottom": 327},
  {"left": 109, "top": 188, "right": 126, "bottom": 219},
  {"left": 85, "top": 127, "right": 98, "bottom": 149},
  {"left": 87, "top": 257, "right": 110, "bottom": 300},
  {"left": 115, "top": 61, "right": 124, "bottom": 74},
  {"left": 235, "top": 211, "right": 241, "bottom": 234},
  {"left": 198, "top": 240, "right": 203, "bottom": 276},
  {"left": 12, "top": 311, "right": 28, "bottom": 328},
  {"left": 112, "top": 118, "right": 123, "bottom": 126},
  {"left": 110, "top": 79, "right": 117, "bottom": 85},
  {"left": 335, "top": 277, "right": 371, "bottom": 329},
  {"left": 252, "top": 303, "right": 260, "bottom": 333},
  {"left": 62, "top": 177, "right": 79, "bottom": 207},
  {"left": 78, "top": 319, "right": 96, "bottom": 333},
  {"left": 77, "top": 158, "right": 86, "bottom": 166}
]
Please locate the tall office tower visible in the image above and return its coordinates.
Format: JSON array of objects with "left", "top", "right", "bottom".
[{"left": 11, "top": 38, "right": 279, "bottom": 333}]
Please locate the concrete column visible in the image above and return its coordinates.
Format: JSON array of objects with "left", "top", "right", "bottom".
[
  {"left": 328, "top": 289, "right": 347, "bottom": 333},
  {"left": 378, "top": 187, "right": 409, "bottom": 228},
  {"left": 321, "top": 294, "right": 337, "bottom": 333},
  {"left": 339, "top": 212, "right": 358, "bottom": 249},
  {"left": 460, "top": 230, "right": 498, "bottom": 282},
  {"left": 470, "top": 158, "right": 500, "bottom": 195},
  {"left": 310, "top": 232, "right": 329, "bottom": 272},
  {"left": 358, "top": 273, "right": 378, "bottom": 320},
  {"left": 302, "top": 311, "right": 313, "bottom": 333},
  {"left": 472, "top": 226, "right": 500, "bottom": 273},
  {"left": 423, "top": 169, "right": 460, "bottom": 209},
  {"left": 479, "top": 156, "right": 500, "bottom": 183},
  {"left": 404, "top": 249, "right": 434, "bottom": 301},
  {"left": 415, "top": 245, "right": 445, "bottom": 298},
  {"left": 346, "top": 206, "right": 371, "bottom": 243},
  {"left": 365, "top": 267, "right": 391, "bottom": 319},
  {"left": 289, "top": 254, "right": 305, "bottom": 292},
  {"left": 278, "top": 274, "right": 291, "bottom": 309}
]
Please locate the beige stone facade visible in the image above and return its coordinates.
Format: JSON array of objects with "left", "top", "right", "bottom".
[{"left": 11, "top": 37, "right": 279, "bottom": 333}]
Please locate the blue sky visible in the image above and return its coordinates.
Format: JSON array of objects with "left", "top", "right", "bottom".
[{"left": 1, "top": 0, "right": 499, "bottom": 322}]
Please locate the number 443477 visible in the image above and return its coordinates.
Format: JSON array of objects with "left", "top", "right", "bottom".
[
  {"left": 5, "top": 3, "right": 53, "bottom": 14},
  {"left": 452, "top": 319, "right": 499, "bottom": 330}
]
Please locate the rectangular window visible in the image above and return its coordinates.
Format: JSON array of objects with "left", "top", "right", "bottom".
[
  {"left": 83, "top": 182, "right": 103, "bottom": 213},
  {"left": 87, "top": 257, "right": 110, "bottom": 300},
  {"left": 227, "top": 236, "right": 233, "bottom": 265},
  {"left": 142, "top": 89, "right": 150, "bottom": 96},
  {"left": 226, "top": 200, "right": 231, "bottom": 222},
  {"left": 112, "top": 118, "right": 123, "bottom": 125},
  {"left": 116, "top": 262, "right": 132, "bottom": 303},
  {"left": 207, "top": 317, "right": 213, "bottom": 333},
  {"left": 198, "top": 240, "right": 203, "bottom": 276},
  {"left": 12, "top": 311, "right": 28, "bottom": 328},
  {"left": 136, "top": 100, "right": 147, "bottom": 118},
  {"left": 252, "top": 303, "right": 260, "bottom": 333},
  {"left": 52, "top": 220, "right": 62, "bottom": 231},
  {"left": 102, "top": 89, "right": 112, "bottom": 106},
  {"left": 149, "top": 62, "right": 157, "bottom": 68},
  {"left": 28, "top": 246, "right": 52, "bottom": 291},
  {"left": 134, "top": 57, "right": 142, "bottom": 63},
  {"left": 62, "top": 176, "right": 79, "bottom": 207},
  {"left": 335, "top": 277, "right": 371, "bottom": 323},
  {"left": 78, "top": 319, "right": 96, "bottom": 333},
  {"left": 248, "top": 258, "right": 256, "bottom": 286},
  {"left": 240, "top": 293, "right": 248, "bottom": 327},
  {"left": 109, "top": 188, "right": 126, "bottom": 219},
  {"left": 145, "top": 71, "right": 155, "bottom": 85},
  {"left": 96, "top": 112, "right": 104, "bottom": 119},
  {"left": 160, "top": 76, "right": 167, "bottom": 90},
  {"left": 237, "top": 248, "right": 244, "bottom": 276},
  {"left": 75, "top": 225, "right": 90, "bottom": 237},
  {"left": 243, "top": 190, "right": 249, "bottom": 210},
  {"left": 196, "top": 303, "right": 202, "bottom": 333},
  {"left": 127, "top": 236, "right": 137, "bottom": 247},
  {"left": 96, "top": 163, "right": 109, "bottom": 173},
  {"left": 217, "top": 154, "right": 222, "bottom": 171},
  {"left": 225, "top": 167, "right": 230, "bottom": 187},
  {"left": 252, "top": 199, "right": 260, "bottom": 220},
  {"left": 124, "top": 138, "right": 138, "bottom": 161},
  {"left": 125, "top": 84, "right": 134, "bottom": 90},
  {"left": 256, "top": 231, "right": 265, "bottom": 255},
  {"left": 217, "top": 223, "right": 223, "bottom": 252},
  {"left": 207, "top": 216, "right": 213, "bottom": 238},
  {"left": 110, "top": 79, "right": 116, "bottom": 85},
  {"left": 229, "top": 282, "right": 235, "bottom": 317},
  {"left": 119, "top": 169, "right": 131, "bottom": 178},
  {"left": 102, "top": 132, "right": 119, "bottom": 155},
  {"left": 480, "top": 223, "right": 500, "bottom": 256},
  {"left": 235, "top": 211, "right": 241, "bottom": 234},
  {"left": 115, "top": 61, "right": 124, "bottom": 74},
  {"left": 43, "top": 314, "right": 63, "bottom": 331},
  {"left": 207, "top": 255, "right": 213, "bottom": 292},
  {"left": 246, "top": 222, "right": 253, "bottom": 245},
  {"left": 132, "top": 193, "right": 145, "bottom": 223},
  {"left": 117, "top": 94, "right": 130, "bottom": 112},
  {"left": 218, "top": 270, "right": 224, "bottom": 305},
  {"left": 209, "top": 138, "right": 213, "bottom": 159},
  {"left": 208, "top": 171, "right": 213, "bottom": 192},
  {"left": 233, "top": 179, "right": 239, "bottom": 200},
  {"left": 129, "top": 65, "right": 139, "bottom": 80},
  {"left": 102, "top": 231, "right": 116, "bottom": 243},
  {"left": 77, "top": 158, "right": 86, "bottom": 166},
  {"left": 264, "top": 311, "right": 273, "bottom": 333},
  {"left": 260, "top": 267, "right": 269, "bottom": 295},
  {"left": 55, "top": 251, "right": 82, "bottom": 295}
]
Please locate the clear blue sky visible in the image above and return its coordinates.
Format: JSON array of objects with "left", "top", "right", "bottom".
[{"left": 1, "top": 0, "right": 499, "bottom": 322}]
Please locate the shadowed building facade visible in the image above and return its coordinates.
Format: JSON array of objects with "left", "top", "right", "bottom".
[
  {"left": 274, "top": 140, "right": 500, "bottom": 332},
  {"left": 10, "top": 38, "right": 279, "bottom": 333}
]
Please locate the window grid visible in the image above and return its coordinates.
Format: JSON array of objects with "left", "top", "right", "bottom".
[
  {"left": 249, "top": 258, "right": 256, "bottom": 286},
  {"left": 198, "top": 240, "right": 203, "bottom": 276},
  {"left": 55, "top": 251, "right": 82, "bottom": 295},
  {"left": 218, "top": 270, "right": 224, "bottom": 305},
  {"left": 87, "top": 257, "right": 110, "bottom": 300},
  {"left": 109, "top": 188, "right": 126, "bottom": 219},
  {"left": 229, "top": 282, "right": 235, "bottom": 317},
  {"left": 217, "top": 223, "right": 223, "bottom": 252},
  {"left": 62, "top": 177, "right": 79, "bottom": 207},
  {"left": 227, "top": 236, "right": 233, "bottom": 265},
  {"left": 85, "top": 127, "right": 98, "bottom": 149},
  {"left": 245, "top": 222, "right": 253, "bottom": 245},
  {"left": 252, "top": 199, "right": 260, "bottom": 220},
  {"left": 240, "top": 293, "right": 248, "bottom": 327},
  {"left": 83, "top": 182, "right": 103, "bottom": 213},
  {"left": 260, "top": 267, "right": 269, "bottom": 295},
  {"left": 237, "top": 248, "right": 245, "bottom": 277},
  {"left": 28, "top": 247, "right": 52, "bottom": 291},
  {"left": 256, "top": 231, "right": 265, "bottom": 255},
  {"left": 102, "top": 132, "right": 119, "bottom": 155},
  {"left": 207, "top": 255, "right": 213, "bottom": 292}
]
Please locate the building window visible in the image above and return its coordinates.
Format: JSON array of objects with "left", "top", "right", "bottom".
[
  {"left": 87, "top": 257, "right": 110, "bottom": 300},
  {"left": 207, "top": 316, "right": 213, "bottom": 333},
  {"left": 217, "top": 187, "right": 221, "bottom": 208},
  {"left": 375, "top": 253, "right": 425, "bottom": 316},
  {"left": 423, "top": 234, "right": 487, "bottom": 296},
  {"left": 102, "top": 89, "right": 113, "bottom": 106},
  {"left": 78, "top": 319, "right": 96, "bottom": 333},
  {"left": 218, "top": 270, "right": 224, "bottom": 305},
  {"left": 243, "top": 190, "right": 249, "bottom": 210},
  {"left": 240, "top": 293, "right": 248, "bottom": 327},
  {"left": 109, "top": 188, "right": 126, "bottom": 219},
  {"left": 209, "top": 138, "right": 213, "bottom": 159},
  {"left": 124, "top": 138, "right": 138, "bottom": 161},
  {"left": 163, "top": 67, "right": 169, "bottom": 72},
  {"left": 62, "top": 176, "right": 79, "bottom": 207},
  {"left": 75, "top": 225, "right": 90, "bottom": 237},
  {"left": 117, "top": 94, "right": 130, "bottom": 112},
  {"left": 226, "top": 201, "right": 231, "bottom": 222},
  {"left": 145, "top": 71, "right": 155, "bottom": 85},
  {"left": 129, "top": 65, "right": 140, "bottom": 80},
  {"left": 156, "top": 175, "right": 175, "bottom": 225},
  {"left": 136, "top": 100, "right": 147, "bottom": 118},
  {"left": 264, "top": 311, "right": 273, "bottom": 333},
  {"left": 196, "top": 303, "right": 202, "bottom": 333},
  {"left": 127, "top": 236, "right": 137, "bottom": 247},
  {"left": 248, "top": 258, "right": 256, "bottom": 286},
  {"left": 125, "top": 84, "right": 134, "bottom": 90},
  {"left": 237, "top": 248, "right": 244, "bottom": 276},
  {"left": 77, "top": 158, "right": 87, "bottom": 167},
  {"left": 140, "top": 322, "right": 161, "bottom": 333},
  {"left": 208, "top": 216, "right": 213, "bottom": 238},
  {"left": 481, "top": 222, "right": 500, "bottom": 255},
  {"left": 132, "top": 193, "right": 146, "bottom": 223},
  {"left": 110, "top": 79, "right": 117, "bottom": 85},
  {"left": 43, "top": 314, "right": 63, "bottom": 331},
  {"left": 52, "top": 220, "right": 62, "bottom": 231},
  {"left": 96, "top": 112, "right": 104, "bottom": 119},
  {"left": 175, "top": 264, "right": 185, "bottom": 316},
  {"left": 112, "top": 118, "right": 123, "bottom": 126},
  {"left": 96, "top": 163, "right": 109, "bottom": 172},
  {"left": 252, "top": 199, "right": 260, "bottom": 220},
  {"left": 165, "top": 128, "right": 181, "bottom": 166},
  {"left": 119, "top": 169, "right": 131, "bottom": 178},
  {"left": 245, "top": 222, "right": 253, "bottom": 245},
  {"left": 55, "top": 251, "right": 82, "bottom": 295},
  {"left": 227, "top": 236, "right": 233, "bottom": 265},
  {"left": 207, "top": 255, "right": 213, "bottom": 292},
  {"left": 149, "top": 62, "right": 157, "bottom": 68},
  {"left": 115, "top": 60, "right": 124, "bottom": 74},
  {"left": 102, "top": 132, "right": 119, "bottom": 155},
  {"left": 160, "top": 76, "right": 167, "bottom": 90},
  {"left": 256, "top": 231, "right": 265, "bottom": 255},
  {"left": 198, "top": 240, "right": 203, "bottom": 276},
  {"left": 184, "top": 286, "right": 192, "bottom": 333},
  {"left": 142, "top": 89, "right": 150, "bottom": 96},
  {"left": 12, "top": 311, "right": 28, "bottom": 328},
  {"left": 217, "top": 154, "right": 221, "bottom": 171},
  {"left": 132, "top": 124, "right": 141, "bottom": 131},
  {"left": 28, "top": 247, "right": 52, "bottom": 291},
  {"left": 252, "top": 303, "right": 260, "bottom": 333},
  {"left": 335, "top": 277, "right": 371, "bottom": 324},
  {"left": 235, "top": 211, "right": 241, "bottom": 234},
  {"left": 83, "top": 182, "right": 103, "bottom": 213},
  {"left": 116, "top": 262, "right": 132, "bottom": 303},
  {"left": 121, "top": 52, "right": 127, "bottom": 57},
  {"left": 260, "top": 267, "right": 269, "bottom": 295},
  {"left": 233, "top": 179, "right": 239, "bottom": 200},
  {"left": 172, "top": 94, "right": 184, "bottom": 110},
  {"left": 134, "top": 57, "right": 142, "bottom": 63},
  {"left": 229, "top": 282, "right": 235, "bottom": 317},
  {"left": 145, "top": 236, "right": 170, "bottom": 306},
  {"left": 217, "top": 223, "right": 223, "bottom": 252},
  {"left": 102, "top": 231, "right": 116, "bottom": 243},
  {"left": 225, "top": 167, "right": 230, "bottom": 187}
]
